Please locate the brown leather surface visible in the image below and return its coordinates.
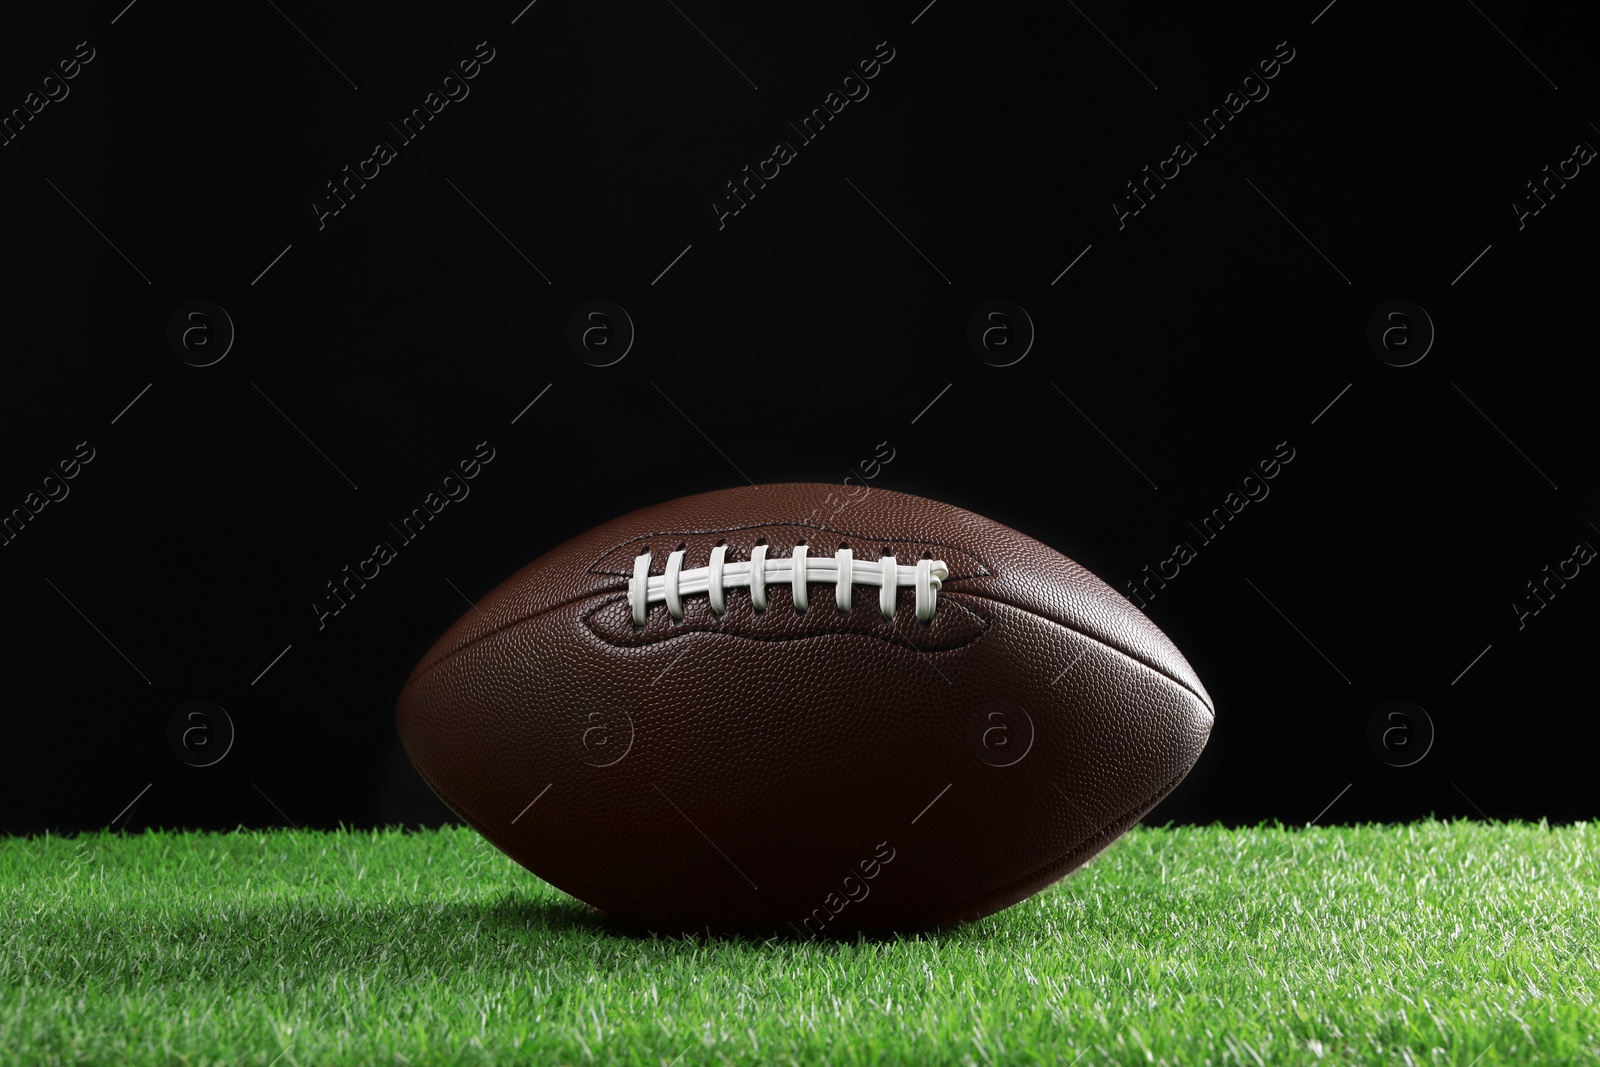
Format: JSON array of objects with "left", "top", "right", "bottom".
[{"left": 397, "top": 483, "right": 1214, "bottom": 932}]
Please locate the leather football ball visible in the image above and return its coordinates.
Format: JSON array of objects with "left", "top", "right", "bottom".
[{"left": 397, "top": 483, "right": 1212, "bottom": 933}]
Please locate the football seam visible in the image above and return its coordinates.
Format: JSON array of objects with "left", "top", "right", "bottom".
[
  {"left": 951, "top": 585, "right": 1215, "bottom": 716},
  {"left": 578, "top": 590, "right": 991, "bottom": 651},
  {"left": 418, "top": 585, "right": 1210, "bottom": 719}
]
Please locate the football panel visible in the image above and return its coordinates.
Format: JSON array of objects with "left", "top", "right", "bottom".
[
  {"left": 408, "top": 483, "right": 1211, "bottom": 716},
  {"left": 396, "top": 592, "right": 1211, "bottom": 931}
]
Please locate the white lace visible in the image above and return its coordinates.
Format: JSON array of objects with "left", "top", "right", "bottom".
[{"left": 629, "top": 545, "right": 949, "bottom": 626}]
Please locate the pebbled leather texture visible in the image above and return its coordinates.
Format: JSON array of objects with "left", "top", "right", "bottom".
[{"left": 396, "top": 483, "right": 1214, "bottom": 933}]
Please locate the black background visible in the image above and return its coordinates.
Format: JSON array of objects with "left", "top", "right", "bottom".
[{"left": 2, "top": 0, "right": 1594, "bottom": 837}]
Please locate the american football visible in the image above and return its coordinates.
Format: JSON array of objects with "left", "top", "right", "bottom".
[{"left": 396, "top": 483, "right": 1213, "bottom": 933}]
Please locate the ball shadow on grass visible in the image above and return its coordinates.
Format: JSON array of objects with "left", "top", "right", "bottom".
[{"left": 462, "top": 891, "right": 984, "bottom": 950}]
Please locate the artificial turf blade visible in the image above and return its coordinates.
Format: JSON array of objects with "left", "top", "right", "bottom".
[{"left": 2, "top": 820, "right": 1595, "bottom": 1065}]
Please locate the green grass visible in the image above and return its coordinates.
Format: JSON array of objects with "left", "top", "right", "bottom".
[{"left": 2, "top": 822, "right": 1595, "bottom": 1066}]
